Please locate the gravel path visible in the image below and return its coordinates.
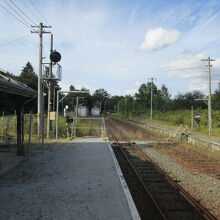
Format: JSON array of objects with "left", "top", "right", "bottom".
[{"left": 140, "top": 145, "right": 220, "bottom": 219}]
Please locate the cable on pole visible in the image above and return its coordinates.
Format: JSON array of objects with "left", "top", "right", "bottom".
[
  {"left": 0, "top": 35, "right": 28, "bottom": 47},
  {"left": 27, "top": 0, "right": 50, "bottom": 26},
  {"left": 2, "top": 0, "right": 31, "bottom": 25},
  {"left": 20, "top": 0, "right": 41, "bottom": 23},
  {"left": 8, "top": 0, "right": 38, "bottom": 25},
  {"left": 0, "top": 3, "right": 30, "bottom": 28}
]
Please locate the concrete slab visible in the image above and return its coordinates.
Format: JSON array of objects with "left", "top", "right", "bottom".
[
  {"left": 0, "top": 152, "right": 25, "bottom": 175},
  {"left": 0, "top": 141, "right": 140, "bottom": 220},
  {"left": 71, "top": 136, "right": 104, "bottom": 142}
]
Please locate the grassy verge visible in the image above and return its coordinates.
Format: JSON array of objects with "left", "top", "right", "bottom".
[{"left": 114, "top": 111, "right": 220, "bottom": 140}]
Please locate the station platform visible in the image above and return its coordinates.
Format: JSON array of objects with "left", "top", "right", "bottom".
[{"left": 0, "top": 138, "right": 140, "bottom": 220}]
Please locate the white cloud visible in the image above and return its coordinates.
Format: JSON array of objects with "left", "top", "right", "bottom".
[
  {"left": 140, "top": 27, "right": 180, "bottom": 51},
  {"left": 161, "top": 53, "right": 220, "bottom": 92},
  {"left": 161, "top": 53, "right": 205, "bottom": 78},
  {"left": 135, "top": 81, "right": 140, "bottom": 87},
  {"left": 188, "top": 78, "right": 208, "bottom": 91},
  {"left": 125, "top": 89, "right": 137, "bottom": 95}
]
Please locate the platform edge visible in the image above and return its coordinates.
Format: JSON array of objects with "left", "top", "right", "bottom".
[{"left": 107, "top": 141, "right": 141, "bottom": 220}]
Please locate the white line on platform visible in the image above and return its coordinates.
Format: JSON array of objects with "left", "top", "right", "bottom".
[{"left": 107, "top": 141, "right": 141, "bottom": 220}]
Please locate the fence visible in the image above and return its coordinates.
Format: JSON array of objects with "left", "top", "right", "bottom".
[{"left": 56, "top": 116, "right": 107, "bottom": 141}]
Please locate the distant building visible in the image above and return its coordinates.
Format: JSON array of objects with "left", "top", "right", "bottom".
[
  {"left": 91, "top": 107, "right": 100, "bottom": 116},
  {"left": 75, "top": 105, "right": 89, "bottom": 117}
]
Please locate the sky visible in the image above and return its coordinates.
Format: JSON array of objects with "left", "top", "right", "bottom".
[{"left": 1, "top": 0, "right": 220, "bottom": 97}]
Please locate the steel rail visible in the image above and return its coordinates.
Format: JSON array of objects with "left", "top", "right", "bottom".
[
  {"left": 116, "top": 128, "right": 217, "bottom": 220},
  {"left": 110, "top": 128, "right": 168, "bottom": 220},
  {"left": 108, "top": 117, "right": 217, "bottom": 220}
]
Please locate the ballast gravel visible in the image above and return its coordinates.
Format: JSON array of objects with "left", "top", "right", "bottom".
[{"left": 140, "top": 145, "right": 220, "bottom": 219}]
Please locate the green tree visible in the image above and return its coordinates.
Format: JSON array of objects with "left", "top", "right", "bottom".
[
  {"left": 171, "top": 90, "right": 206, "bottom": 110},
  {"left": 135, "top": 82, "right": 158, "bottom": 110},
  {"left": 19, "top": 62, "right": 38, "bottom": 90},
  {"left": 212, "top": 83, "right": 220, "bottom": 110},
  {"left": 93, "top": 88, "right": 110, "bottom": 112},
  {"left": 160, "top": 84, "right": 171, "bottom": 112}
]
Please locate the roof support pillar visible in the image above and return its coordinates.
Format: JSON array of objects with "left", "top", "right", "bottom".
[{"left": 16, "top": 96, "right": 24, "bottom": 156}]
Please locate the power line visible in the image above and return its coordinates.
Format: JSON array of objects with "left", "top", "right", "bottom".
[
  {"left": 20, "top": 0, "right": 41, "bottom": 23},
  {"left": 0, "top": 27, "right": 38, "bottom": 47},
  {"left": 27, "top": 0, "right": 50, "bottom": 25},
  {"left": 2, "top": 0, "right": 30, "bottom": 25},
  {"left": 0, "top": 2, "right": 30, "bottom": 28},
  {"left": 8, "top": 0, "right": 38, "bottom": 25},
  {"left": 0, "top": 27, "right": 17, "bottom": 37},
  {"left": 0, "top": 35, "right": 28, "bottom": 47}
]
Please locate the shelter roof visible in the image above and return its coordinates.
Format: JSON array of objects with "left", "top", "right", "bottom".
[{"left": 0, "top": 69, "right": 37, "bottom": 97}]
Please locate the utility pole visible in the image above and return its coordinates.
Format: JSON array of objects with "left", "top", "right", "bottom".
[
  {"left": 133, "top": 96, "right": 136, "bottom": 112},
  {"left": 47, "top": 34, "right": 53, "bottom": 138},
  {"left": 31, "top": 23, "right": 51, "bottom": 138},
  {"left": 124, "top": 96, "right": 127, "bottom": 116},
  {"left": 117, "top": 101, "right": 119, "bottom": 114},
  {"left": 148, "top": 77, "right": 156, "bottom": 120},
  {"left": 201, "top": 57, "right": 215, "bottom": 135},
  {"left": 76, "top": 96, "right": 79, "bottom": 119},
  {"left": 104, "top": 101, "right": 106, "bottom": 113}
]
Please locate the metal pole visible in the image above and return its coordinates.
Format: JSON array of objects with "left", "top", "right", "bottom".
[
  {"left": 56, "top": 90, "right": 59, "bottom": 139},
  {"left": 150, "top": 80, "right": 153, "bottom": 120},
  {"left": 47, "top": 34, "right": 53, "bottom": 138},
  {"left": 117, "top": 101, "right": 119, "bottom": 114},
  {"left": 148, "top": 77, "right": 156, "bottom": 120},
  {"left": 31, "top": 23, "right": 51, "bottom": 137},
  {"left": 208, "top": 57, "right": 212, "bottom": 135},
  {"left": 28, "top": 112, "right": 32, "bottom": 160},
  {"left": 191, "top": 106, "right": 193, "bottom": 129},
  {"left": 53, "top": 86, "right": 56, "bottom": 111},
  {"left": 133, "top": 97, "right": 135, "bottom": 112},
  {"left": 201, "top": 57, "right": 215, "bottom": 135},
  {"left": 124, "top": 97, "right": 127, "bottom": 116},
  {"left": 37, "top": 23, "right": 43, "bottom": 138},
  {"left": 103, "top": 118, "right": 106, "bottom": 138},
  {"left": 76, "top": 96, "right": 79, "bottom": 118},
  {"left": 104, "top": 101, "right": 106, "bottom": 113},
  {"left": 42, "top": 87, "right": 45, "bottom": 153}
]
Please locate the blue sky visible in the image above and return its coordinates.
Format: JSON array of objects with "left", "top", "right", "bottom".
[{"left": 1, "top": 0, "right": 220, "bottom": 97}]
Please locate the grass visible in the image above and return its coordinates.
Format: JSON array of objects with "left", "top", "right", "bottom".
[
  {"left": 0, "top": 114, "right": 104, "bottom": 146},
  {"left": 115, "top": 110, "right": 220, "bottom": 140}
]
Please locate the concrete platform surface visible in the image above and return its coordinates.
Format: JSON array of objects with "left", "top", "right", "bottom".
[{"left": 0, "top": 141, "right": 140, "bottom": 220}]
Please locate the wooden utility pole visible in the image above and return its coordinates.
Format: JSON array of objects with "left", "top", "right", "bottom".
[
  {"left": 31, "top": 23, "right": 51, "bottom": 138},
  {"left": 47, "top": 34, "right": 53, "bottom": 138},
  {"left": 148, "top": 77, "right": 156, "bottom": 120},
  {"left": 117, "top": 101, "right": 119, "bottom": 114},
  {"left": 124, "top": 96, "right": 127, "bottom": 116},
  {"left": 201, "top": 57, "right": 215, "bottom": 135}
]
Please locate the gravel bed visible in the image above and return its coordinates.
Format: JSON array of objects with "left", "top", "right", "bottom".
[{"left": 140, "top": 145, "right": 220, "bottom": 219}]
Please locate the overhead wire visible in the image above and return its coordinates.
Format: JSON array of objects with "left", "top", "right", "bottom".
[
  {"left": 8, "top": 0, "right": 38, "bottom": 25},
  {"left": 0, "top": 35, "right": 28, "bottom": 47},
  {"left": 2, "top": 0, "right": 30, "bottom": 26},
  {"left": 0, "top": 27, "right": 17, "bottom": 37},
  {"left": 0, "top": 2, "right": 30, "bottom": 28},
  {"left": 19, "top": 0, "right": 41, "bottom": 23},
  {"left": 27, "top": 0, "right": 50, "bottom": 26}
]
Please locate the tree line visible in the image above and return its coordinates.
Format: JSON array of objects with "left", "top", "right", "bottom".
[{"left": 6, "top": 61, "right": 220, "bottom": 115}]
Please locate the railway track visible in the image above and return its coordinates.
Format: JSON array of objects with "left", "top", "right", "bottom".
[{"left": 107, "top": 119, "right": 217, "bottom": 220}]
